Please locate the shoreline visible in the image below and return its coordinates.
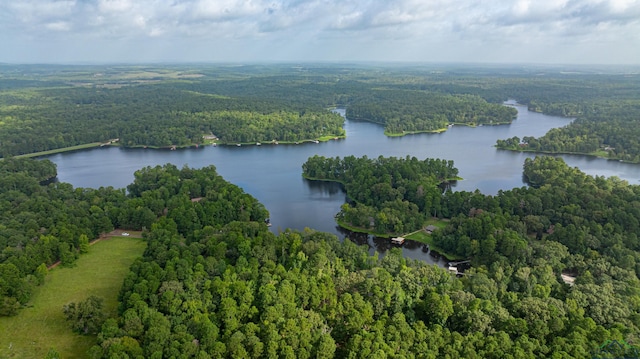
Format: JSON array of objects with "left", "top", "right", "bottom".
[
  {"left": 5, "top": 133, "right": 348, "bottom": 159},
  {"left": 336, "top": 218, "right": 463, "bottom": 261},
  {"left": 11, "top": 142, "right": 105, "bottom": 159},
  {"left": 302, "top": 175, "right": 463, "bottom": 260},
  {"left": 384, "top": 121, "right": 514, "bottom": 137},
  {"left": 495, "top": 146, "right": 638, "bottom": 164}
]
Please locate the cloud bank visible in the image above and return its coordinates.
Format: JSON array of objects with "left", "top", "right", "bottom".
[{"left": 1, "top": 0, "right": 639, "bottom": 64}]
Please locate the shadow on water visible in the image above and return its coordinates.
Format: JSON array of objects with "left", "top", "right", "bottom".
[
  {"left": 336, "top": 226, "right": 450, "bottom": 267},
  {"left": 303, "top": 179, "right": 345, "bottom": 196}
]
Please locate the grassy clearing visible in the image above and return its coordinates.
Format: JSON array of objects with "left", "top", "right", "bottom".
[
  {"left": 12, "top": 142, "right": 104, "bottom": 159},
  {"left": 497, "top": 147, "right": 636, "bottom": 163},
  {"left": 338, "top": 216, "right": 463, "bottom": 260},
  {"left": 317, "top": 135, "right": 346, "bottom": 142},
  {"left": 337, "top": 220, "right": 394, "bottom": 238},
  {"left": 384, "top": 128, "right": 448, "bottom": 137},
  {"left": 404, "top": 218, "right": 464, "bottom": 261},
  {"left": 0, "top": 236, "right": 146, "bottom": 359},
  {"left": 590, "top": 149, "right": 610, "bottom": 158}
]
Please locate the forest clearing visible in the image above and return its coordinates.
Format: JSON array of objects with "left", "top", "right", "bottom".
[{"left": 0, "top": 236, "right": 146, "bottom": 359}]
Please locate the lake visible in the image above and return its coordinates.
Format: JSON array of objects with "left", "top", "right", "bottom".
[{"left": 46, "top": 102, "right": 640, "bottom": 265}]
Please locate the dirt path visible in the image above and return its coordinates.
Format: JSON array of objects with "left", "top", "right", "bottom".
[{"left": 47, "top": 229, "right": 143, "bottom": 270}]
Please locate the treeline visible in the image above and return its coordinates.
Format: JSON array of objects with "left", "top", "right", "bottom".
[
  {"left": 303, "top": 155, "right": 458, "bottom": 234},
  {"left": 87, "top": 157, "right": 639, "bottom": 358},
  {"left": 430, "top": 156, "right": 640, "bottom": 331},
  {"left": 486, "top": 72, "right": 640, "bottom": 161},
  {"left": 497, "top": 101, "right": 640, "bottom": 162},
  {"left": 125, "top": 164, "right": 269, "bottom": 238},
  {"left": 0, "top": 157, "right": 57, "bottom": 182},
  {"left": 0, "top": 160, "right": 268, "bottom": 316},
  {"left": 0, "top": 85, "right": 345, "bottom": 156},
  {"left": 179, "top": 110, "right": 345, "bottom": 144},
  {"left": 0, "top": 159, "right": 121, "bottom": 315},
  {"left": 346, "top": 91, "right": 517, "bottom": 134}
]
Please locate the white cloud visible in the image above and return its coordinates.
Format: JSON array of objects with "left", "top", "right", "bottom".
[
  {"left": 0, "top": 0, "right": 638, "bottom": 64},
  {"left": 45, "top": 21, "right": 71, "bottom": 32},
  {"left": 98, "top": 0, "right": 134, "bottom": 13}
]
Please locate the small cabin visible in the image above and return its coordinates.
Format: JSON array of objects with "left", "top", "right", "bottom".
[
  {"left": 425, "top": 225, "right": 437, "bottom": 234},
  {"left": 391, "top": 237, "right": 405, "bottom": 245}
]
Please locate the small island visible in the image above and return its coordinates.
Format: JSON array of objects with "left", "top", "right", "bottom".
[{"left": 302, "top": 154, "right": 462, "bottom": 259}]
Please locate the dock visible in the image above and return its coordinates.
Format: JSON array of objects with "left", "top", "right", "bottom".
[
  {"left": 447, "top": 260, "right": 471, "bottom": 266},
  {"left": 448, "top": 260, "right": 471, "bottom": 276}
]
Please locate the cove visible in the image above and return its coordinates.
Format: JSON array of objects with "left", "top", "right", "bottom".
[{"left": 46, "top": 103, "right": 640, "bottom": 264}]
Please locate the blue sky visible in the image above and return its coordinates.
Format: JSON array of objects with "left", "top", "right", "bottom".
[{"left": 1, "top": 0, "right": 639, "bottom": 64}]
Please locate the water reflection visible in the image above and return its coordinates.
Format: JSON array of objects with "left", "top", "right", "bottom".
[
  {"left": 304, "top": 179, "right": 345, "bottom": 197},
  {"left": 337, "top": 226, "right": 450, "bottom": 266}
]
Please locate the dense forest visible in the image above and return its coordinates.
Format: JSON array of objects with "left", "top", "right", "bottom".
[
  {"left": 2, "top": 64, "right": 639, "bottom": 161},
  {"left": 302, "top": 155, "right": 458, "bottom": 234},
  {"left": 302, "top": 155, "right": 640, "bottom": 356},
  {"left": 80, "top": 156, "right": 640, "bottom": 358},
  {"left": 0, "top": 158, "right": 123, "bottom": 315},
  {"left": 0, "top": 158, "right": 267, "bottom": 317},
  {"left": 346, "top": 92, "right": 517, "bottom": 134},
  {"left": 0, "top": 84, "right": 345, "bottom": 156},
  {"left": 3, "top": 156, "right": 640, "bottom": 356},
  {"left": 496, "top": 100, "right": 640, "bottom": 162},
  {"left": 484, "top": 68, "right": 640, "bottom": 161}
]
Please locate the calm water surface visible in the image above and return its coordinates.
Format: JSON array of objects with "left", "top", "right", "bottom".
[{"left": 47, "top": 103, "right": 640, "bottom": 264}]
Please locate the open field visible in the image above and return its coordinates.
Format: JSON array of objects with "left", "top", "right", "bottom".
[
  {"left": 0, "top": 236, "right": 146, "bottom": 359},
  {"left": 12, "top": 142, "right": 104, "bottom": 159}
]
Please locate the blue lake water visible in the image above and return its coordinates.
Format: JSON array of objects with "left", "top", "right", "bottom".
[{"left": 46, "top": 103, "right": 640, "bottom": 264}]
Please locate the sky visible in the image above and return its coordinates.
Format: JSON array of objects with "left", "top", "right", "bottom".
[{"left": 1, "top": 0, "right": 639, "bottom": 65}]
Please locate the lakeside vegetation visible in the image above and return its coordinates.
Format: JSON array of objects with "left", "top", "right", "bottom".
[
  {"left": 492, "top": 75, "right": 640, "bottom": 162},
  {"left": 3, "top": 63, "right": 638, "bottom": 161},
  {"left": 302, "top": 155, "right": 459, "bottom": 235},
  {"left": 334, "top": 215, "right": 462, "bottom": 261},
  {"left": 495, "top": 138, "right": 621, "bottom": 162},
  {"left": 11, "top": 142, "right": 106, "bottom": 159},
  {"left": 347, "top": 92, "right": 518, "bottom": 136},
  {"left": 302, "top": 155, "right": 463, "bottom": 258},
  {"left": 82, "top": 156, "right": 640, "bottom": 358}
]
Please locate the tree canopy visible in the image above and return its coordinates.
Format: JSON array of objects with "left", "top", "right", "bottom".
[{"left": 6, "top": 64, "right": 638, "bottom": 159}]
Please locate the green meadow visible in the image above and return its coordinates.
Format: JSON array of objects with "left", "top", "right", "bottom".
[
  {"left": 12, "top": 142, "right": 104, "bottom": 159},
  {"left": 0, "top": 237, "right": 146, "bottom": 359}
]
